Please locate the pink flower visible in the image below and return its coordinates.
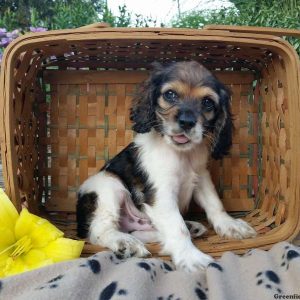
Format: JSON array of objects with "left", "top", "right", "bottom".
[
  {"left": 0, "top": 28, "right": 7, "bottom": 38},
  {"left": 6, "top": 30, "right": 19, "bottom": 39},
  {"left": 29, "top": 27, "right": 47, "bottom": 33},
  {"left": 0, "top": 37, "right": 13, "bottom": 47}
]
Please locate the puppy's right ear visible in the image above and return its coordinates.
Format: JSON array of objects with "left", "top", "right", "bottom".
[
  {"left": 211, "top": 86, "right": 233, "bottom": 160},
  {"left": 130, "top": 62, "right": 163, "bottom": 133}
]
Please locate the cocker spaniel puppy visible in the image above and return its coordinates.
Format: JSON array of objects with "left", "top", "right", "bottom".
[{"left": 76, "top": 61, "right": 256, "bottom": 272}]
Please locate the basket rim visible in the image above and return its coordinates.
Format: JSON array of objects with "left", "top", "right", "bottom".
[{"left": 1, "top": 25, "right": 296, "bottom": 60}]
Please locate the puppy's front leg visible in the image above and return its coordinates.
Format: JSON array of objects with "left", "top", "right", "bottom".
[
  {"left": 194, "top": 169, "right": 256, "bottom": 239},
  {"left": 144, "top": 189, "right": 213, "bottom": 272}
]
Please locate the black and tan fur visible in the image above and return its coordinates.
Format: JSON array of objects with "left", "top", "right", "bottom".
[{"left": 76, "top": 61, "right": 256, "bottom": 272}]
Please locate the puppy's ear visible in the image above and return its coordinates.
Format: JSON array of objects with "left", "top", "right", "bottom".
[
  {"left": 130, "top": 62, "right": 163, "bottom": 133},
  {"left": 211, "top": 86, "right": 233, "bottom": 160}
]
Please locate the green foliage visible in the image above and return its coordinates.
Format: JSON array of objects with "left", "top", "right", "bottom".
[
  {"left": 173, "top": 1, "right": 300, "bottom": 28},
  {"left": 0, "top": 8, "right": 19, "bottom": 31},
  {"left": 50, "top": 0, "right": 99, "bottom": 29},
  {"left": 98, "top": 3, "right": 131, "bottom": 27},
  {"left": 0, "top": 0, "right": 57, "bottom": 30},
  {"left": 98, "top": 3, "right": 156, "bottom": 27},
  {"left": 134, "top": 14, "right": 158, "bottom": 27},
  {"left": 172, "top": 0, "right": 300, "bottom": 53},
  {"left": 100, "top": 3, "right": 116, "bottom": 26},
  {"left": 0, "top": 0, "right": 157, "bottom": 30},
  {"left": 115, "top": 5, "right": 131, "bottom": 27}
]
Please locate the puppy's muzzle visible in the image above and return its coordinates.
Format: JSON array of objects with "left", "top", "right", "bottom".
[{"left": 177, "top": 109, "right": 197, "bottom": 131}]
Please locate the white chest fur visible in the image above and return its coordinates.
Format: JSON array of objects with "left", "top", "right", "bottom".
[{"left": 134, "top": 132, "right": 209, "bottom": 212}]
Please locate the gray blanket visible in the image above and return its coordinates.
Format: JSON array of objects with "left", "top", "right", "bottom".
[{"left": 1, "top": 242, "right": 300, "bottom": 300}]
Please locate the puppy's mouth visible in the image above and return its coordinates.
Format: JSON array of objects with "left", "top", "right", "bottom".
[{"left": 171, "top": 134, "right": 191, "bottom": 144}]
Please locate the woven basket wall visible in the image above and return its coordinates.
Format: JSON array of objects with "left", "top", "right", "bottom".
[{"left": 1, "top": 24, "right": 300, "bottom": 257}]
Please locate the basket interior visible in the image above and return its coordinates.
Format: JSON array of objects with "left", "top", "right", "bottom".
[{"left": 7, "top": 32, "right": 292, "bottom": 255}]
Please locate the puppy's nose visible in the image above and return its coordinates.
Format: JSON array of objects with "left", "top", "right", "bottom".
[{"left": 178, "top": 110, "right": 197, "bottom": 130}]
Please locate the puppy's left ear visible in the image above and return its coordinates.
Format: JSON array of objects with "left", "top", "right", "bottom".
[
  {"left": 130, "top": 62, "right": 163, "bottom": 133},
  {"left": 211, "top": 86, "right": 234, "bottom": 160}
]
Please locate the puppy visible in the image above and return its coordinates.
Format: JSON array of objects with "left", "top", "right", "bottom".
[{"left": 76, "top": 61, "right": 256, "bottom": 272}]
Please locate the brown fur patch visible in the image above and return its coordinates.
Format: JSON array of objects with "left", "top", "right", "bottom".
[
  {"left": 157, "top": 96, "right": 179, "bottom": 122},
  {"left": 202, "top": 110, "right": 215, "bottom": 121},
  {"left": 191, "top": 86, "right": 219, "bottom": 103},
  {"left": 161, "top": 80, "right": 190, "bottom": 97},
  {"left": 158, "top": 96, "right": 173, "bottom": 110},
  {"left": 202, "top": 131, "right": 215, "bottom": 148},
  {"left": 105, "top": 170, "right": 121, "bottom": 180}
]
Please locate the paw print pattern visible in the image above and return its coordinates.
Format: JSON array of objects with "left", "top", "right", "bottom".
[
  {"left": 195, "top": 282, "right": 207, "bottom": 300},
  {"left": 137, "top": 261, "right": 157, "bottom": 281},
  {"left": 106, "top": 253, "right": 127, "bottom": 265},
  {"left": 281, "top": 247, "right": 300, "bottom": 270},
  {"left": 196, "top": 281, "right": 209, "bottom": 293},
  {"left": 35, "top": 274, "right": 64, "bottom": 290},
  {"left": 99, "top": 282, "right": 128, "bottom": 300},
  {"left": 79, "top": 259, "right": 101, "bottom": 274},
  {"left": 88, "top": 259, "right": 101, "bottom": 274},
  {"left": 157, "top": 294, "right": 181, "bottom": 300},
  {"left": 208, "top": 262, "right": 223, "bottom": 272},
  {"left": 256, "top": 270, "right": 282, "bottom": 293},
  {"left": 243, "top": 249, "right": 253, "bottom": 257},
  {"left": 160, "top": 262, "right": 174, "bottom": 273}
]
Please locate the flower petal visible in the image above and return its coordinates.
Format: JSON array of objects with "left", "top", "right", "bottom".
[
  {"left": 15, "top": 209, "right": 63, "bottom": 247},
  {"left": 30, "top": 220, "right": 64, "bottom": 248},
  {"left": 0, "top": 227, "right": 15, "bottom": 250},
  {"left": 1, "top": 254, "right": 53, "bottom": 278},
  {"left": 2, "top": 257, "right": 27, "bottom": 278},
  {"left": 0, "top": 229, "right": 14, "bottom": 271},
  {"left": 0, "top": 251, "right": 12, "bottom": 270},
  {"left": 14, "top": 208, "right": 43, "bottom": 239},
  {"left": 42, "top": 237, "right": 84, "bottom": 262},
  {"left": 0, "top": 189, "right": 18, "bottom": 231},
  {"left": 22, "top": 249, "right": 49, "bottom": 266},
  {"left": 0, "top": 227, "right": 15, "bottom": 273}
]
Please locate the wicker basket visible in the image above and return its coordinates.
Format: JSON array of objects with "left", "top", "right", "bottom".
[{"left": 1, "top": 24, "right": 300, "bottom": 257}]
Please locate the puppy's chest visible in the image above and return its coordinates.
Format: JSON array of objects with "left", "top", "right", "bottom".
[
  {"left": 177, "top": 166, "right": 198, "bottom": 211},
  {"left": 149, "top": 154, "right": 199, "bottom": 206},
  {"left": 139, "top": 142, "right": 207, "bottom": 208}
]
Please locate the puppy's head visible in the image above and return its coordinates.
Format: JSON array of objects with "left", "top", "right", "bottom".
[{"left": 130, "top": 61, "right": 233, "bottom": 158}]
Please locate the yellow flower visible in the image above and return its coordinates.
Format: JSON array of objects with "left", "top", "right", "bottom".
[{"left": 0, "top": 188, "right": 84, "bottom": 278}]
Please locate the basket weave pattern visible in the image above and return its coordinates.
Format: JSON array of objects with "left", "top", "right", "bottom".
[{"left": 1, "top": 26, "right": 300, "bottom": 256}]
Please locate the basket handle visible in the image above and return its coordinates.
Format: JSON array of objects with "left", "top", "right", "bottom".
[
  {"left": 204, "top": 25, "right": 300, "bottom": 38},
  {"left": 78, "top": 22, "right": 111, "bottom": 29}
]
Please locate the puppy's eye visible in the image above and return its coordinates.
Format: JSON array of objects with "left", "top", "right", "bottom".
[
  {"left": 163, "top": 90, "right": 178, "bottom": 103},
  {"left": 202, "top": 98, "right": 215, "bottom": 111}
]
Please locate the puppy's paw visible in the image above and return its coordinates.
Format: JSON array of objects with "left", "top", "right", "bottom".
[
  {"left": 173, "top": 247, "right": 214, "bottom": 272},
  {"left": 213, "top": 214, "right": 257, "bottom": 239},
  {"left": 185, "top": 221, "right": 207, "bottom": 238},
  {"left": 110, "top": 233, "right": 151, "bottom": 259}
]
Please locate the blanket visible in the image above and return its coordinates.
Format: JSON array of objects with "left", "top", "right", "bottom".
[{"left": 1, "top": 242, "right": 300, "bottom": 300}]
